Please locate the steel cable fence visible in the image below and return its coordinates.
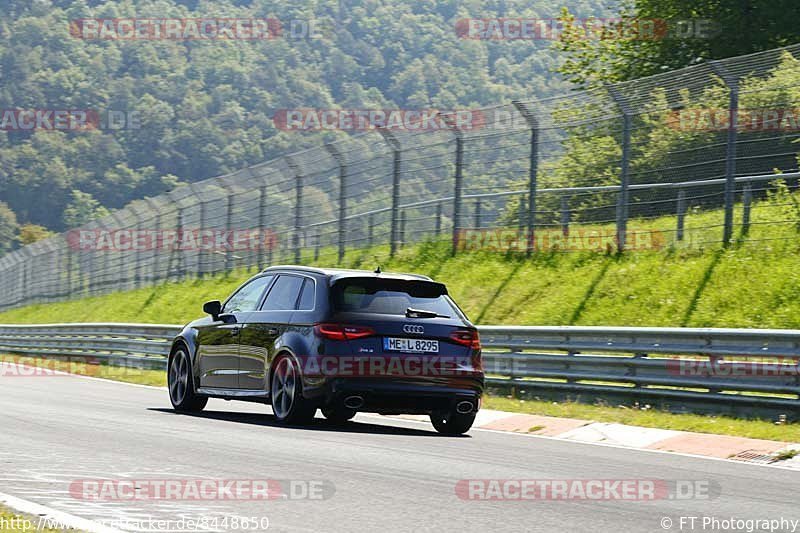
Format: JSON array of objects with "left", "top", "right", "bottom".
[{"left": 2, "top": 44, "right": 800, "bottom": 311}]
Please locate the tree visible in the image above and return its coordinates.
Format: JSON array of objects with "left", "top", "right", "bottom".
[
  {"left": 556, "top": 1, "right": 800, "bottom": 88},
  {"left": 0, "top": 201, "right": 18, "bottom": 254},
  {"left": 63, "top": 190, "right": 110, "bottom": 229},
  {"left": 18, "top": 223, "right": 54, "bottom": 245}
]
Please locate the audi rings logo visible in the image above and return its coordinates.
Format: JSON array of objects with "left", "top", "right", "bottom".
[{"left": 403, "top": 325, "right": 425, "bottom": 335}]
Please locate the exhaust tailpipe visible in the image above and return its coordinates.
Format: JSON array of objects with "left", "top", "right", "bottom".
[
  {"left": 456, "top": 400, "right": 474, "bottom": 414},
  {"left": 343, "top": 396, "right": 364, "bottom": 409}
]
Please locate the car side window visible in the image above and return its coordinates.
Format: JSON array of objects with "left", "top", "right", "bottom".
[
  {"left": 261, "top": 275, "right": 304, "bottom": 311},
  {"left": 297, "top": 278, "right": 315, "bottom": 310},
  {"left": 223, "top": 275, "right": 274, "bottom": 314}
]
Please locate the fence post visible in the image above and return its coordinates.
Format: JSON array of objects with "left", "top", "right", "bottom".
[
  {"left": 368, "top": 213, "right": 374, "bottom": 247},
  {"left": 129, "top": 207, "right": 144, "bottom": 288},
  {"left": 285, "top": 155, "right": 303, "bottom": 264},
  {"left": 189, "top": 184, "right": 205, "bottom": 278},
  {"left": 560, "top": 196, "right": 571, "bottom": 236},
  {"left": 440, "top": 112, "right": 467, "bottom": 254},
  {"left": 513, "top": 101, "right": 539, "bottom": 255},
  {"left": 325, "top": 143, "right": 347, "bottom": 263},
  {"left": 742, "top": 182, "right": 752, "bottom": 236},
  {"left": 474, "top": 198, "right": 482, "bottom": 229},
  {"left": 225, "top": 192, "right": 234, "bottom": 272},
  {"left": 709, "top": 60, "right": 739, "bottom": 246},
  {"left": 607, "top": 85, "right": 633, "bottom": 253},
  {"left": 65, "top": 246, "right": 72, "bottom": 298},
  {"left": 399, "top": 210, "right": 406, "bottom": 249},
  {"left": 139, "top": 198, "right": 158, "bottom": 285},
  {"left": 676, "top": 189, "right": 687, "bottom": 241},
  {"left": 258, "top": 185, "right": 269, "bottom": 269},
  {"left": 435, "top": 202, "right": 443, "bottom": 237},
  {"left": 378, "top": 129, "right": 402, "bottom": 257}
]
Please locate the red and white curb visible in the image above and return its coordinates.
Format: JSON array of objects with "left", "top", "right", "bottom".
[{"left": 393, "top": 409, "right": 800, "bottom": 468}]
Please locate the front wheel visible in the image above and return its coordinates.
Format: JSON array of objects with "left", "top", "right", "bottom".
[
  {"left": 430, "top": 409, "right": 476, "bottom": 435},
  {"left": 169, "top": 346, "right": 208, "bottom": 412},
  {"left": 270, "top": 355, "right": 316, "bottom": 425}
]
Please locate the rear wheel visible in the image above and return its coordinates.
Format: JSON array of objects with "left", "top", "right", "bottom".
[
  {"left": 430, "top": 409, "right": 475, "bottom": 435},
  {"left": 169, "top": 346, "right": 207, "bottom": 412},
  {"left": 322, "top": 406, "right": 357, "bottom": 425},
  {"left": 271, "top": 355, "right": 316, "bottom": 425}
]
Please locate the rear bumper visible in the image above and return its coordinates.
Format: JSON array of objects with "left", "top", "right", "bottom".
[{"left": 305, "top": 376, "right": 484, "bottom": 415}]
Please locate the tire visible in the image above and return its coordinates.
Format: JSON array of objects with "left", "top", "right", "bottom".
[
  {"left": 168, "top": 345, "right": 208, "bottom": 412},
  {"left": 430, "top": 409, "right": 476, "bottom": 435},
  {"left": 270, "top": 355, "right": 316, "bottom": 425},
  {"left": 321, "top": 406, "right": 357, "bottom": 425}
]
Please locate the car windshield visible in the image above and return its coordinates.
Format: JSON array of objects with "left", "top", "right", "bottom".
[{"left": 332, "top": 278, "right": 456, "bottom": 317}]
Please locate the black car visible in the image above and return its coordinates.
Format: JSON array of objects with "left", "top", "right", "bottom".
[{"left": 167, "top": 266, "right": 484, "bottom": 434}]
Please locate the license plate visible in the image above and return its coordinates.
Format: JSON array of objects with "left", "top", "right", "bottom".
[{"left": 383, "top": 337, "right": 439, "bottom": 353}]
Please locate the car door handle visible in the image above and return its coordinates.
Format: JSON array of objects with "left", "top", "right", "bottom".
[{"left": 267, "top": 328, "right": 279, "bottom": 335}]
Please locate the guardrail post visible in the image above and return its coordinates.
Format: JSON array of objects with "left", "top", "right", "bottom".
[
  {"left": 676, "top": 189, "right": 687, "bottom": 241},
  {"left": 742, "top": 182, "right": 752, "bottom": 236},
  {"left": 474, "top": 199, "right": 482, "bottom": 229},
  {"left": 709, "top": 60, "right": 739, "bottom": 246},
  {"left": 325, "top": 143, "right": 347, "bottom": 263},
  {"left": 607, "top": 85, "right": 633, "bottom": 253},
  {"left": 284, "top": 155, "right": 303, "bottom": 264},
  {"left": 561, "top": 196, "right": 571, "bottom": 236},
  {"left": 378, "top": 129, "right": 402, "bottom": 257},
  {"left": 513, "top": 100, "right": 539, "bottom": 255}
]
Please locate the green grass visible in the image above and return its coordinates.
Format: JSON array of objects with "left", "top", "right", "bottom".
[
  {"left": 484, "top": 396, "right": 800, "bottom": 443},
  {"left": 3, "top": 234, "right": 800, "bottom": 329},
  {"left": 0, "top": 506, "right": 76, "bottom": 532}
]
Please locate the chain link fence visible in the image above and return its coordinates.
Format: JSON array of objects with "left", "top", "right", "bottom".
[{"left": 2, "top": 44, "right": 800, "bottom": 312}]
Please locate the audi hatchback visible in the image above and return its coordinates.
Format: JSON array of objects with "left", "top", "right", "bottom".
[{"left": 168, "top": 266, "right": 484, "bottom": 434}]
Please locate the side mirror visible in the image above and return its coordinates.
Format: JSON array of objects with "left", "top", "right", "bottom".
[{"left": 203, "top": 300, "right": 222, "bottom": 320}]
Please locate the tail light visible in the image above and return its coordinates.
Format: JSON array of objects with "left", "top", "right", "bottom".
[
  {"left": 449, "top": 328, "right": 481, "bottom": 350},
  {"left": 314, "top": 323, "right": 375, "bottom": 341}
]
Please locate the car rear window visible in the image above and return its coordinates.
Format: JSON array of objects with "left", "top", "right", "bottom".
[{"left": 332, "top": 278, "right": 456, "bottom": 317}]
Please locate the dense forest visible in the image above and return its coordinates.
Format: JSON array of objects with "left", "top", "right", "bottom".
[
  {"left": 1, "top": 0, "right": 798, "bottom": 255},
  {"left": 0, "top": 0, "right": 612, "bottom": 249}
]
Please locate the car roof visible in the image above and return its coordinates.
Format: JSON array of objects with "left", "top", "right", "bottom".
[{"left": 261, "top": 265, "right": 434, "bottom": 283}]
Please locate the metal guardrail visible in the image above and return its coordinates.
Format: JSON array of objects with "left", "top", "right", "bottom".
[{"left": 2, "top": 323, "right": 800, "bottom": 416}]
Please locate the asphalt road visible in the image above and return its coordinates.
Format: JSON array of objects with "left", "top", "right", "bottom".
[{"left": 1, "top": 372, "right": 799, "bottom": 533}]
